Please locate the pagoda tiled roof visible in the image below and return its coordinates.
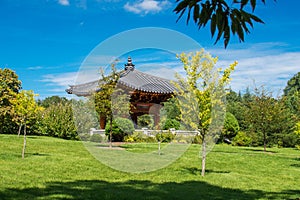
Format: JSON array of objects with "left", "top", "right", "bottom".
[
  {"left": 66, "top": 58, "right": 177, "bottom": 96},
  {"left": 118, "top": 69, "right": 177, "bottom": 94}
]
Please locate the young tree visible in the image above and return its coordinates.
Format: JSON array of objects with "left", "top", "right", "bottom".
[
  {"left": 174, "top": 50, "right": 237, "bottom": 176},
  {"left": 10, "top": 90, "right": 43, "bottom": 159},
  {"left": 94, "top": 62, "right": 131, "bottom": 147},
  {"left": 174, "top": 0, "right": 276, "bottom": 48}
]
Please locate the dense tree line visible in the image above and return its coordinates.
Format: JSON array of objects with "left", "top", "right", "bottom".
[
  {"left": 225, "top": 81, "right": 300, "bottom": 149},
  {"left": 0, "top": 68, "right": 97, "bottom": 140}
]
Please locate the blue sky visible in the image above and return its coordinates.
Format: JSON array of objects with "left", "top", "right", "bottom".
[{"left": 0, "top": 0, "right": 300, "bottom": 99}]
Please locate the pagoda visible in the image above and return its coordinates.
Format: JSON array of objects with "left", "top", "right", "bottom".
[{"left": 66, "top": 57, "right": 177, "bottom": 128}]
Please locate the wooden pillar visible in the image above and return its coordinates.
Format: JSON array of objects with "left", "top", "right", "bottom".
[
  {"left": 149, "top": 104, "right": 162, "bottom": 129},
  {"left": 100, "top": 115, "right": 106, "bottom": 129}
]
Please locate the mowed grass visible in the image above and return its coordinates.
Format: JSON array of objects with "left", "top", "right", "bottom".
[{"left": 0, "top": 134, "right": 299, "bottom": 200}]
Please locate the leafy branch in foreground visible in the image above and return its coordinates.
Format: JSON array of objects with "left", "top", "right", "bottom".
[{"left": 174, "top": 0, "right": 275, "bottom": 48}]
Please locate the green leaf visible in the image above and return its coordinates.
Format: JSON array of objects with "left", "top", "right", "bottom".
[
  {"left": 186, "top": 7, "right": 192, "bottom": 24},
  {"left": 230, "top": 14, "right": 237, "bottom": 35},
  {"left": 237, "top": 23, "right": 245, "bottom": 42},
  {"left": 193, "top": 4, "right": 199, "bottom": 23},
  {"left": 250, "top": 0, "right": 256, "bottom": 11},
  {"left": 174, "top": 0, "right": 189, "bottom": 22},
  {"left": 224, "top": 25, "right": 230, "bottom": 48},
  {"left": 249, "top": 13, "right": 265, "bottom": 23},
  {"left": 241, "top": 10, "right": 253, "bottom": 27},
  {"left": 211, "top": 14, "right": 217, "bottom": 37},
  {"left": 241, "top": 0, "right": 250, "bottom": 9}
]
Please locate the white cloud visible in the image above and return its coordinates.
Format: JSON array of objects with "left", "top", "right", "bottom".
[
  {"left": 207, "top": 44, "right": 300, "bottom": 95},
  {"left": 41, "top": 72, "right": 77, "bottom": 87},
  {"left": 124, "top": 0, "right": 171, "bottom": 15},
  {"left": 27, "top": 66, "right": 43, "bottom": 70},
  {"left": 41, "top": 69, "right": 101, "bottom": 90},
  {"left": 58, "top": 0, "right": 70, "bottom": 6}
]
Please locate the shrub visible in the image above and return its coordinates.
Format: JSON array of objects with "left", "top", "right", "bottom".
[
  {"left": 173, "top": 134, "right": 195, "bottom": 144},
  {"left": 192, "top": 134, "right": 202, "bottom": 144},
  {"left": 137, "top": 114, "right": 154, "bottom": 129},
  {"left": 156, "top": 132, "right": 175, "bottom": 143},
  {"left": 162, "top": 119, "right": 180, "bottom": 130},
  {"left": 280, "top": 133, "right": 300, "bottom": 148},
  {"left": 232, "top": 131, "right": 252, "bottom": 146},
  {"left": 124, "top": 131, "right": 156, "bottom": 143},
  {"left": 105, "top": 117, "right": 134, "bottom": 142},
  {"left": 39, "top": 102, "right": 78, "bottom": 140},
  {"left": 79, "top": 133, "right": 91, "bottom": 141},
  {"left": 90, "top": 134, "right": 105, "bottom": 143}
]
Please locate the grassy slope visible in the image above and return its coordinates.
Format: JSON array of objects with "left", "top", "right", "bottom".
[{"left": 0, "top": 134, "right": 299, "bottom": 200}]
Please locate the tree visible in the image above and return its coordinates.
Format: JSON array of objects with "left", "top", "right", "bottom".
[
  {"left": 283, "top": 72, "right": 300, "bottom": 117},
  {"left": 159, "top": 97, "right": 181, "bottom": 130},
  {"left": 105, "top": 117, "right": 135, "bottom": 142},
  {"left": 72, "top": 99, "right": 99, "bottom": 136},
  {"left": 226, "top": 89, "right": 248, "bottom": 130},
  {"left": 283, "top": 72, "right": 300, "bottom": 96},
  {"left": 38, "top": 95, "right": 69, "bottom": 108},
  {"left": 39, "top": 101, "right": 78, "bottom": 140},
  {"left": 0, "top": 68, "right": 22, "bottom": 134},
  {"left": 245, "top": 86, "right": 294, "bottom": 151},
  {"left": 174, "top": 50, "right": 237, "bottom": 176},
  {"left": 94, "top": 62, "right": 131, "bottom": 147},
  {"left": 284, "top": 91, "right": 300, "bottom": 117},
  {"left": 174, "top": 0, "right": 275, "bottom": 48},
  {"left": 137, "top": 114, "right": 154, "bottom": 129},
  {"left": 222, "top": 112, "right": 240, "bottom": 141},
  {"left": 10, "top": 90, "right": 43, "bottom": 159},
  {"left": 161, "top": 97, "right": 181, "bottom": 121}
]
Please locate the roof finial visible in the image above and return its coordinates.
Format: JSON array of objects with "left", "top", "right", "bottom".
[{"left": 125, "top": 56, "right": 135, "bottom": 71}]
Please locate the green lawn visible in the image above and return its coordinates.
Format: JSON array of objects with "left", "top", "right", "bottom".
[{"left": 0, "top": 134, "right": 299, "bottom": 200}]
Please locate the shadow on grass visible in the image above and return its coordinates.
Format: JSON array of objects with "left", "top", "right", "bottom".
[
  {"left": 241, "top": 148, "right": 278, "bottom": 154},
  {"left": 183, "top": 167, "right": 230, "bottom": 175},
  {"left": 291, "top": 163, "right": 300, "bottom": 167},
  {"left": 212, "top": 148, "right": 278, "bottom": 154},
  {"left": 1, "top": 180, "right": 299, "bottom": 200},
  {"left": 26, "top": 136, "right": 41, "bottom": 139},
  {"left": 0, "top": 152, "right": 50, "bottom": 160},
  {"left": 291, "top": 157, "right": 300, "bottom": 167},
  {"left": 27, "top": 152, "right": 50, "bottom": 157}
]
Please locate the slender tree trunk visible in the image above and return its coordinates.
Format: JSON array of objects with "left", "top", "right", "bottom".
[
  {"left": 201, "top": 134, "right": 206, "bottom": 176},
  {"left": 158, "top": 141, "right": 161, "bottom": 155},
  {"left": 18, "top": 123, "right": 22, "bottom": 137},
  {"left": 22, "top": 124, "right": 26, "bottom": 159},
  {"left": 109, "top": 116, "right": 112, "bottom": 148},
  {"left": 263, "top": 132, "right": 266, "bottom": 152}
]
